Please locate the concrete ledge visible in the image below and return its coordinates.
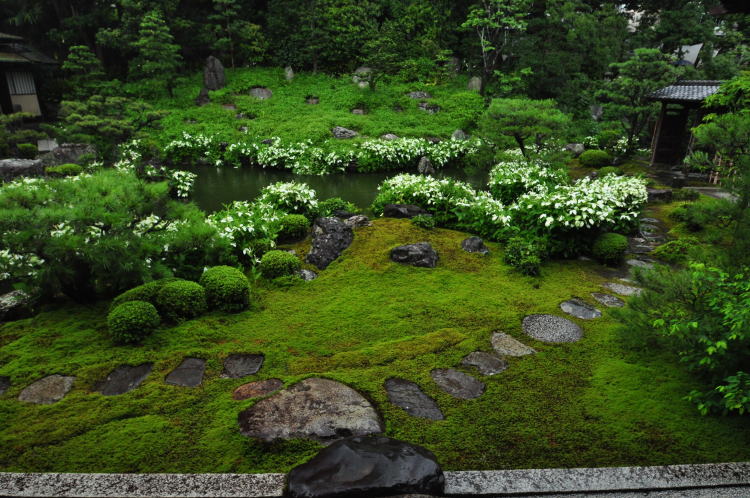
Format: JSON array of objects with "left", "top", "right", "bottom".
[{"left": 1, "top": 462, "right": 749, "bottom": 497}]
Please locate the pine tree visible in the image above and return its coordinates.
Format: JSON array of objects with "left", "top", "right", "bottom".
[
  {"left": 130, "top": 10, "right": 183, "bottom": 97},
  {"left": 61, "top": 45, "right": 107, "bottom": 99}
]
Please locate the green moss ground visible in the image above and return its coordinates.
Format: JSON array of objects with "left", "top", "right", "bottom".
[{"left": 2, "top": 218, "right": 749, "bottom": 472}]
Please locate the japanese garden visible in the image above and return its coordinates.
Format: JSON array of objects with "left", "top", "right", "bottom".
[{"left": 0, "top": 1, "right": 749, "bottom": 496}]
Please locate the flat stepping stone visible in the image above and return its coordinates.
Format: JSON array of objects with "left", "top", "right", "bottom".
[
  {"left": 384, "top": 378, "right": 444, "bottom": 420},
  {"left": 233, "top": 378, "right": 283, "bottom": 400},
  {"left": 602, "top": 282, "right": 642, "bottom": 296},
  {"left": 239, "top": 377, "right": 383, "bottom": 442},
  {"left": 591, "top": 292, "right": 625, "bottom": 308},
  {"left": 430, "top": 368, "right": 485, "bottom": 399},
  {"left": 461, "top": 352, "right": 507, "bottom": 375},
  {"left": 222, "top": 353, "right": 264, "bottom": 378},
  {"left": 165, "top": 358, "right": 205, "bottom": 387},
  {"left": 97, "top": 364, "right": 152, "bottom": 396},
  {"left": 490, "top": 332, "right": 536, "bottom": 356},
  {"left": 0, "top": 376, "right": 9, "bottom": 395},
  {"left": 627, "top": 259, "right": 654, "bottom": 269},
  {"left": 522, "top": 314, "right": 583, "bottom": 343},
  {"left": 560, "top": 298, "right": 602, "bottom": 320},
  {"left": 18, "top": 375, "right": 75, "bottom": 404}
]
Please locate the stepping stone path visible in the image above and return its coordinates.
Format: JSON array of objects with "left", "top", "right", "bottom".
[
  {"left": 384, "top": 378, "right": 444, "bottom": 420},
  {"left": 0, "top": 375, "right": 9, "bottom": 395},
  {"left": 238, "top": 377, "right": 383, "bottom": 442},
  {"left": 591, "top": 292, "right": 625, "bottom": 308},
  {"left": 431, "top": 368, "right": 485, "bottom": 399},
  {"left": 249, "top": 87, "right": 272, "bottom": 99},
  {"left": 98, "top": 364, "right": 152, "bottom": 396},
  {"left": 18, "top": 374, "right": 75, "bottom": 404},
  {"left": 390, "top": 242, "right": 438, "bottom": 268},
  {"left": 461, "top": 352, "right": 507, "bottom": 376},
  {"left": 627, "top": 259, "right": 654, "bottom": 270},
  {"left": 560, "top": 298, "right": 602, "bottom": 320},
  {"left": 491, "top": 332, "right": 536, "bottom": 356},
  {"left": 602, "top": 282, "right": 642, "bottom": 297},
  {"left": 461, "top": 236, "right": 490, "bottom": 255},
  {"left": 522, "top": 314, "right": 583, "bottom": 343},
  {"left": 233, "top": 378, "right": 283, "bottom": 401},
  {"left": 165, "top": 358, "right": 205, "bottom": 388},
  {"left": 222, "top": 353, "right": 264, "bottom": 378}
]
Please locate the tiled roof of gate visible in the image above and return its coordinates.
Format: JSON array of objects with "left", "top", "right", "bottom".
[{"left": 650, "top": 80, "right": 724, "bottom": 102}]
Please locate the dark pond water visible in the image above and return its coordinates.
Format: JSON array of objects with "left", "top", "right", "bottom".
[{"left": 189, "top": 166, "right": 489, "bottom": 212}]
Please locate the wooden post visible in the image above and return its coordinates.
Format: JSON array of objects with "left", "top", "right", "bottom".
[{"left": 649, "top": 102, "right": 666, "bottom": 167}]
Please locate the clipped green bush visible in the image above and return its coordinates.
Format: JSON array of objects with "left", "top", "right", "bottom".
[
  {"left": 579, "top": 149, "right": 612, "bottom": 168},
  {"left": 110, "top": 278, "right": 181, "bottom": 311},
  {"left": 17, "top": 143, "right": 38, "bottom": 159},
  {"left": 107, "top": 300, "right": 160, "bottom": 344},
  {"left": 411, "top": 214, "right": 436, "bottom": 229},
  {"left": 45, "top": 163, "right": 83, "bottom": 177},
  {"left": 651, "top": 237, "right": 700, "bottom": 265},
  {"left": 277, "top": 214, "right": 309, "bottom": 242},
  {"left": 156, "top": 280, "right": 207, "bottom": 322},
  {"left": 598, "top": 166, "right": 621, "bottom": 177},
  {"left": 592, "top": 232, "right": 628, "bottom": 265},
  {"left": 504, "top": 235, "right": 548, "bottom": 276},
  {"left": 199, "top": 265, "right": 250, "bottom": 312},
  {"left": 259, "top": 250, "right": 300, "bottom": 279},
  {"left": 317, "top": 197, "right": 359, "bottom": 217}
]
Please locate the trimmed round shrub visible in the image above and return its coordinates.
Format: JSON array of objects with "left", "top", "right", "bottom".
[
  {"left": 591, "top": 232, "right": 628, "bottom": 265},
  {"left": 111, "top": 278, "right": 181, "bottom": 311},
  {"left": 107, "top": 300, "right": 160, "bottom": 344},
  {"left": 277, "top": 214, "right": 310, "bottom": 242},
  {"left": 412, "top": 214, "right": 436, "bottom": 229},
  {"left": 17, "top": 143, "right": 38, "bottom": 159},
  {"left": 46, "top": 163, "right": 83, "bottom": 177},
  {"left": 156, "top": 280, "right": 207, "bottom": 322},
  {"left": 199, "top": 265, "right": 250, "bottom": 312},
  {"left": 317, "top": 197, "right": 359, "bottom": 217},
  {"left": 598, "top": 166, "right": 621, "bottom": 177},
  {"left": 579, "top": 149, "right": 612, "bottom": 168},
  {"left": 259, "top": 250, "right": 301, "bottom": 279}
]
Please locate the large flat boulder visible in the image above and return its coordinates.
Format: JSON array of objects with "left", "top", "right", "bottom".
[
  {"left": 384, "top": 378, "right": 443, "bottom": 420},
  {"left": 287, "top": 436, "right": 444, "bottom": 498},
  {"left": 18, "top": 375, "right": 75, "bottom": 404},
  {"left": 0, "top": 159, "right": 43, "bottom": 182},
  {"left": 390, "top": 242, "right": 438, "bottom": 268},
  {"left": 306, "top": 217, "right": 354, "bottom": 270},
  {"left": 238, "top": 378, "right": 383, "bottom": 443}
]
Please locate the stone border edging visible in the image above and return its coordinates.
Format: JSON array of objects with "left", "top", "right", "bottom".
[{"left": 1, "top": 462, "right": 749, "bottom": 497}]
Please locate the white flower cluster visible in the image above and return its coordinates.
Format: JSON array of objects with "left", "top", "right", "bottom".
[
  {"left": 488, "top": 156, "right": 569, "bottom": 203},
  {"left": 206, "top": 201, "right": 281, "bottom": 262},
  {"left": 168, "top": 170, "right": 197, "bottom": 198},
  {"left": 0, "top": 249, "right": 45, "bottom": 282},
  {"left": 256, "top": 181, "right": 319, "bottom": 214},
  {"left": 357, "top": 137, "right": 482, "bottom": 171}
]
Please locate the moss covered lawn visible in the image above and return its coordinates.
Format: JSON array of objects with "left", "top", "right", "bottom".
[{"left": 1, "top": 218, "right": 750, "bottom": 473}]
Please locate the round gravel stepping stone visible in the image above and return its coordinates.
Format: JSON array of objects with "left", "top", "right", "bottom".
[
  {"left": 165, "top": 358, "right": 205, "bottom": 388},
  {"left": 591, "top": 292, "right": 625, "bottom": 308},
  {"left": 0, "top": 376, "right": 10, "bottom": 396},
  {"left": 238, "top": 377, "right": 383, "bottom": 442},
  {"left": 384, "top": 378, "right": 443, "bottom": 420},
  {"left": 522, "top": 314, "right": 583, "bottom": 343},
  {"left": 461, "top": 352, "right": 507, "bottom": 376},
  {"left": 430, "top": 368, "right": 485, "bottom": 399},
  {"left": 18, "top": 375, "right": 75, "bottom": 404},
  {"left": 602, "top": 282, "right": 642, "bottom": 296},
  {"left": 222, "top": 353, "right": 264, "bottom": 378},
  {"left": 627, "top": 259, "right": 654, "bottom": 269},
  {"left": 490, "top": 332, "right": 536, "bottom": 356},
  {"left": 97, "top": 364, "right": 152, "bottom": 396},
  {"left": 233, "top": 378, "right": 283, "bottom": 400},
  {"left": 560, "top": 298, "right": 602, "bottom": 320}
]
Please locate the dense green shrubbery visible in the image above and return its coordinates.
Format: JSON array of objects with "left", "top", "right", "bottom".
[
  {"left": 277, "top": 214, "right": 309, "bottom": 242},
  {"left": 504, "top": 235, "right": 548, "bottom": 276},
  {"left": 259, "top": 250, "right": 300, "bottom": 279},
  {"left": 598, "top": 166, "right": 621, "bottom": 177},
  {"left": 199, "top": 265, "right": 250, "bottom": 312},
  {"left": 45, "top": 163, "right": 83, "bottom": 177},
  {"left": 156, "top": 280, "right": 207, "bottom": 322},
  {"left": 107, "top": 300, "right": 160, "bottom": 344},
  {"left": 110, "top": 278, "right": 181, "bottom": 310},
  {"left": 17, "top": 143, "right": 38, "bottom": 159},
  {"left": 411, "top": 214, "right": 436, "bottom": 229},
  {"left": 317, "top": 197, "right": 359, "bottom": 217},
  {"left": 673, "top": 188, "right": 700, "bottom": 202},
  {"left": 671, "top": 199, "right": 734, "bottom": 232},
  {"left": 591, "top": 232, "right": 628, "bottom": 265},
  {"left": 579, "top": 149, "right": 612, "bottom": 168},
  {"left": 487, "top": 152, "right": 569, "bottom": 204},
  {"left": 651, "top": 237, "right": 700, "bottom": 265}
]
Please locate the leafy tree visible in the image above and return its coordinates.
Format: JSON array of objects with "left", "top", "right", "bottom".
[
  {"left": 129, "top": 10, "right": 183, "bottom": 96},
  {"left": 208, "top": 0, "right": 267, "bottom": 67},
  {"left": 478, "top": 97, "right": 569, "bottom": 157},
  {"left": 596, "top": 48, "right": 678, "bottom": 153}
]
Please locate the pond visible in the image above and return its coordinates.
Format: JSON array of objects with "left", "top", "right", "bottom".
[{"left": 188, "top": 166, "right": 489, "bottom": 212}]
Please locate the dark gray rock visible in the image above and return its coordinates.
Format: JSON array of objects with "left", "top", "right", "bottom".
[
  {"left": 0, "top": 376, "right": 9, "bottom": 396},
  {"left": 306, "top": 217, "right": 354, "bottom": 270},
  {"left": 461, "top": 236, "right": 489, "bottom": 255},
  {"left": 306, "top": 96, "right": 319, "bottom": 105},
  {"left": 351, "top": 108, "right": 366, "bottom": 115},
  {"left": 203, "top": 56, "right": 225, "bottom": 91},
  {"left": 431, "top": 368, "right": 485, "bottom": 399},
  {"left": 299, "top": 269, "right": 318, "bottom": 281},
  {"left": 250, "top": 87, "right": 273, "bottom": 100},
  {"left": 381, "top": 133, "right": 399, "bottom": 140},
  {"left": 97, "top": 364, "right": 152, "bottom": 396},
  {"left": 461, "top": 352, "right": 508, "bottom": 376},
  {"left": 0, "top": 159, "right": 43, "bottom": 182},
  {"left": 382, "top": 204, "right": 429, "bottom": 219},
  {"left": 18, "top": 375, "right": 75, "bottom": 404},
  {"left": 344, "top": 215, "right": 371, "bottom": 229},
  {"left": 332, "top": 126, "right": 359, "bottom": 139},
  {"left": 408, "top": 91, "right": 432, "bottom": 99},
  {"left": 591, "top": 292, "right": 625, "bottom": 308},
  {"left": 39, "top": 143, "right": 96, "bottom": 167},
  {"left": 647, "top": 188, "right": 673, "bottom": 203},
  {"left": 467, "top": 76, "right": 482, "bottom": 92},
  {"left": 560, "top": 298, "right": 602, "bottom": 320},
  {"left": 287, "top": 436, "right": 444, "bottom": 498},
  {"left": 165, "top": 358, "right": 205, "bottom": 387},
  {"left": 418, "top": 102, "right": 440, "bottom": 114},
  {"left": 0, "top": 290, "right": 35, "bottom": 322},
  {"left": 391, "top": 243, "right": 438, "bottom": 268},
  {"left": 195, "top": 87, "right": 210, "bottom": 106},
  {"left": 238, "top": 377, "right": 383, "bottom": 442},
  {"left": 417, "top": 156, "right": 435, "bottom": 175},
  {"left": 640, "top": 224, "right": 662, "bottom": 238},
  {"left": 565, "top": 143, "right": 585, "bottom": 157},
  {"left": 451, "top": 129, "right": 469, "bottom": 140},
  {"left": 602, "top": 282, "right": 642, "bottom": 296},
  {"left": 640, "top": 217, "right": 661, "bottom": 224},
  {"left": 222, "top": 353, "right": 264, "bottom": 378},
  {"left": 284, "top": 66, "right": 294, "bottom": 81},
  {"left": 491, "top": 332, "right": 536, "bottom": 357},
  {"left": 352, "top": 66, "right": 372, "bottom": 87},
  {"left": 384, "top": 378, "right": 443, "bottom": 420},
  {"left": 522, "top": 314, "right": 584, "bottom": 343},
  {"left": 233, "top": 378, "right": 283, "bottom": 401}
]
